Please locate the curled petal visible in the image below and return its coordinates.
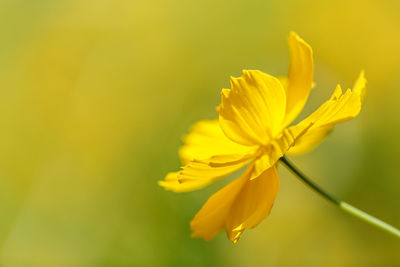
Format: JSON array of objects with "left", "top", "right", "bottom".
[
  {"left": 283, "top": 32, "right": 314, "bottom": 127},
  {"left": 219, "top": 70, "right": 286, "bottom": 146},
  {"left": 189, "top": 167, "right": 251, "bottom": 240},
  {"left": 287, "top": 71, "right": 366, "bottom": 155},
  {"left": 190, "top": 164, "right": 279, "bottom": 243},
  {"left": 226, "top": 166, "right": 279, "bottom": 243}
]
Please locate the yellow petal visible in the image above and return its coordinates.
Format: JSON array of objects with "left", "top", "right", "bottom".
[
  {"left": 283, "top": 32, "right": 314, "bottom": 127},
  {"left": 179, "top": 120, "right": 256, "bottom": 165},
  {"left": 287, "top": 126, "right": 333, "bottom": 155},
  {"left": 226, "top": 166, "right": 279, "bottom": 243},
  {"left": 190, "top": 164, "right": 279, "bottom": 243},
  {"left": 287, "top": 71, "right": 366, "bottom": 155},
  {"left": 159, "top": 155, "right": 252, "bottom": 193},
  {"left": 278, "top": 75, "right": 316, "bottom": 92},
  {"left": 158, "top": 172, "right": 210, "bottom": 193},
  {"left": 219, "top": 70, "right": 286, "bottom": 146},
  {"left": 160, "top": 120, "right": 258, "bottom": 192},
  {"left": 352, "top": 69, "right": 366, "bottom": 101},
  {"left": 189, "top": 166, "right": 251, "bottom": 240},
  {"left": 177, "top": 157, "right": 251, "bottom": 184}
]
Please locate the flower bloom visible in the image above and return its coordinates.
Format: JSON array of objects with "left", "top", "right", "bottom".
[{"left": 159, "top": 32, "right": 366, "bottom": 243}]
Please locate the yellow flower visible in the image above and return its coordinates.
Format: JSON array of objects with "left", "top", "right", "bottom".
[{"left": 159, "top": 32, "right": 366, "bottom": 243}]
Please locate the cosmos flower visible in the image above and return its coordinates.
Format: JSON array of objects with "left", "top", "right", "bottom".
[{"left": 159, "top": 32, "right": 366, "bottom": 243}]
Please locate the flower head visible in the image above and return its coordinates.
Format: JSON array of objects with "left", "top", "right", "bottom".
[{"left": 159, "top": 32, "right": 366, "bottom": 243}]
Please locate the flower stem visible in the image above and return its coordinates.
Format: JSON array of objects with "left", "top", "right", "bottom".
[{"left": 279, "top": 155, "right": 400, "bottom": 239}]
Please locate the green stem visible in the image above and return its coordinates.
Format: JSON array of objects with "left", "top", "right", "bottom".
[{"left": 279, "top": 156, "right": 400, "bottom": 239}]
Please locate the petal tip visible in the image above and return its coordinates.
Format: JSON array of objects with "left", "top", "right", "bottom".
[
  {"left": 288, "top": 31, "right": 298, "bottom": 39},
  {"left": 288, "top": 31, "right": 301, "bottom": 42},
  {"left": 158, "top": 180, "right": 174, "bottom": 191},
  {"left": 228, "top": 224, "right": 244, "bottom": 244},
  {"left": 352, "top": 70, "right": 367, "bottom": 100}
]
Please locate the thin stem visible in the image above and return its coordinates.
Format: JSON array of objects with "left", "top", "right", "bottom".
[{"left": 280, "top": 155, "right": 400, "bottom": 239}]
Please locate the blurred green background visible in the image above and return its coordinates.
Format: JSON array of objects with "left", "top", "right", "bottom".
[{"left": 0, "top": 0, "right": 399, "bottom": 266}]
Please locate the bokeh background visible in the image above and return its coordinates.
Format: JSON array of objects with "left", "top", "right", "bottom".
[{"left": 0, "top": 0, "right": 399, "bottom": 266}]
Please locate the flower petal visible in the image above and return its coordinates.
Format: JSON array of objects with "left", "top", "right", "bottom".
[
  {"left": 159, "top": 155, "right": 252, "bottom": 193},
  {"left": 190, "top": 164, "right": 279, "bottom": 243},
  {"left": 189, "top": 167, "right": 251, "bottom": 240},
  {"left": 287, "top": 126, "right": 333, "bottom": 155},
  {"left": 283, "top": 32, "right": 314, "bottom": 127},
  {"left": 159, "top": 120, "right": 258, "bottom": 192},
  {"left": 179, "top": 120, "right": 256, "bottom": 165},
  {"left": 219, "top": 70, "right": 287, "bottom": 146},
  {"left": 177, "top": 157, "right": 250, "bottom": 184},
  {"left": 225, "top": 166, "right": 279, "bottom": 243},
  {"left": 158, "top": 172, "right": 209, "bottom": 193},
  {"left": 287, "top": 71, "right": 366, "bottom": 155}
]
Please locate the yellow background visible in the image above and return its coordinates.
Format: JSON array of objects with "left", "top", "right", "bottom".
[{"left": 0, "top": 0, "right": 399, "bottom": 266}]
